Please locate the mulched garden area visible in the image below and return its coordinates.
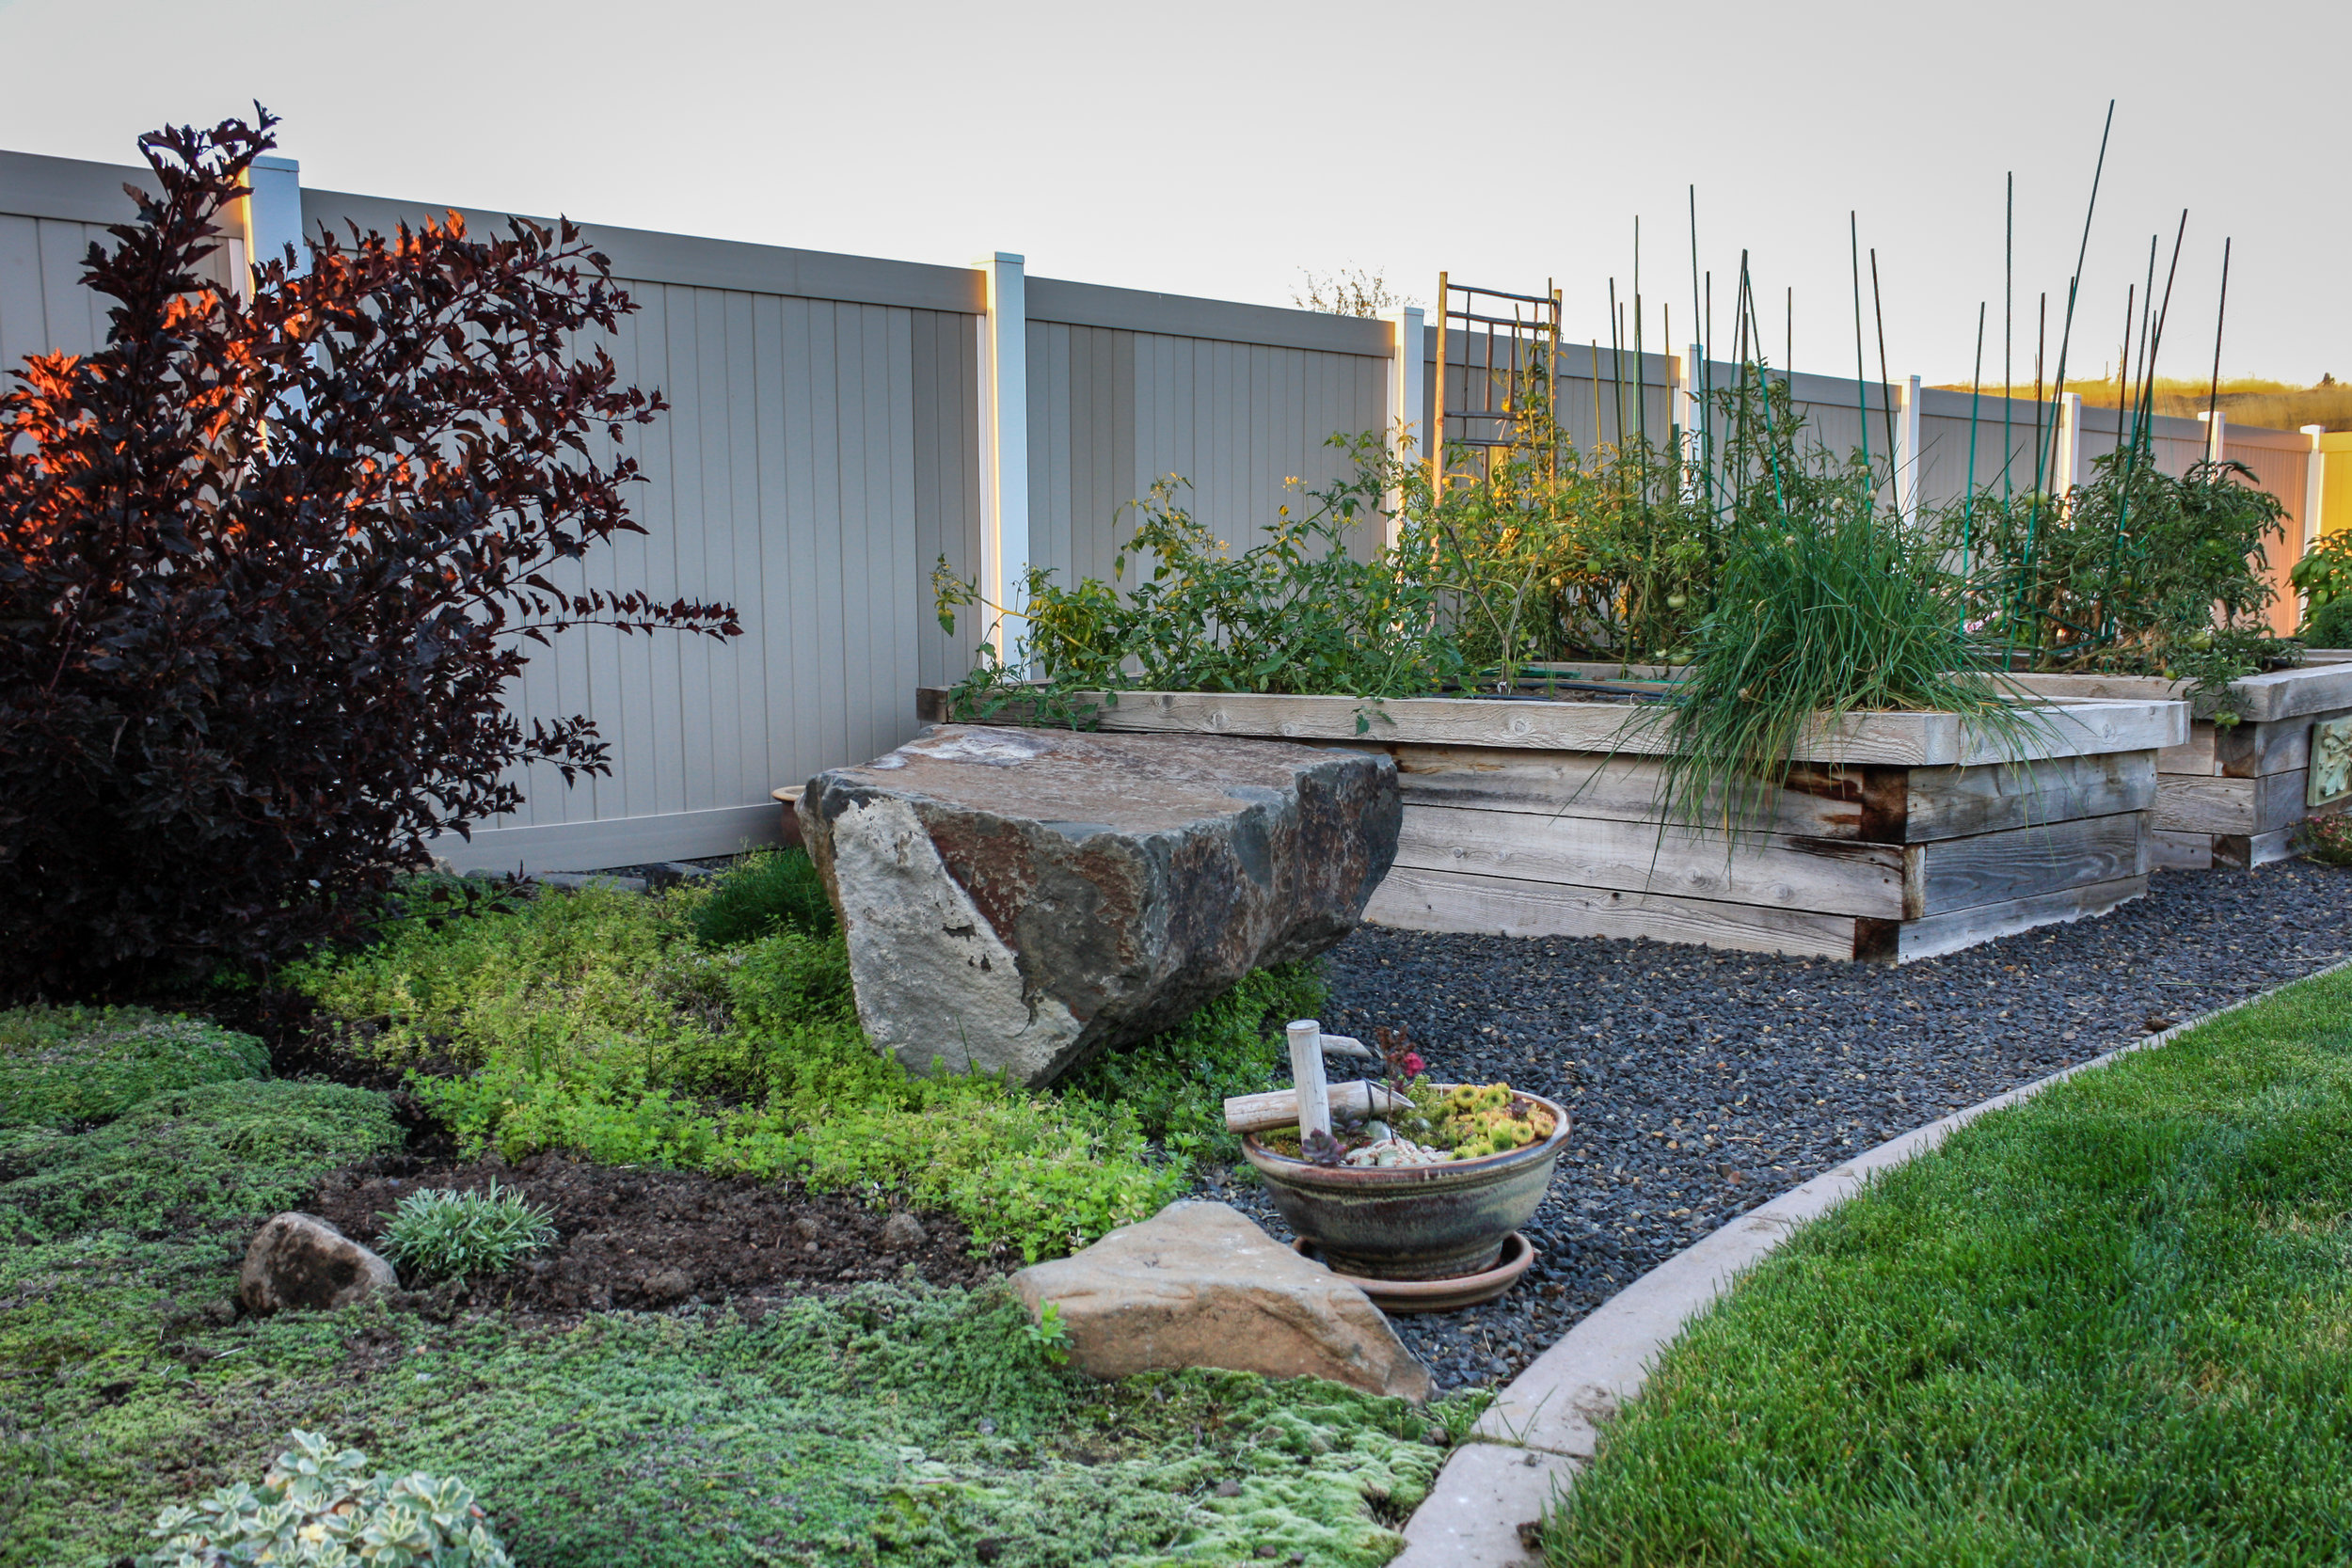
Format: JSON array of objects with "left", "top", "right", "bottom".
[
  {"left": 304, "top": 1152, "right": 999, "bottom": 1322},
  {"left": 1217, "top": 859, "right": 2352, "bottom": 1392}
]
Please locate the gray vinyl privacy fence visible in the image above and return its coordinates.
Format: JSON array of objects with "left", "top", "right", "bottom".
[{"left": 3, "top": 146, "right": 2338, "bottom": 872}]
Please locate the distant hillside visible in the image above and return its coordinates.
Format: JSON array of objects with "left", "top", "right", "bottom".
[{"left": 1928, "top": 375, "right": 2352, "bottom": 433}]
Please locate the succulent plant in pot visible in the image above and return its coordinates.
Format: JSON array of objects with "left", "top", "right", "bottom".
[{"left": 1235, "top": 1022, "right": 1571, "bottom": 1286}]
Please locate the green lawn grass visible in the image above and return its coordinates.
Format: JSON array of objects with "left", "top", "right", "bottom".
[{"left": 1540, "top": 963, "right": 2352, "bottom": 1567}]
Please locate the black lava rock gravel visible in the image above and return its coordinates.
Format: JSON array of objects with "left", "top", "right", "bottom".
[{"left": 1203, "top": 861, "right": 2352, "bottom": 1393}]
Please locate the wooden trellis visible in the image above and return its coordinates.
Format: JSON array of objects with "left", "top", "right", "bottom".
[{"left": 1431, "top": 273, "right": 1561, "bottom": 485}]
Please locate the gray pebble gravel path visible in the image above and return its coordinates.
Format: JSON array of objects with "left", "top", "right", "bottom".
[{"left": 1201, "top": 861, "right": 2352, "bottom": 1392}]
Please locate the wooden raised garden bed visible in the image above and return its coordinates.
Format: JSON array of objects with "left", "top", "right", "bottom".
[
  {"left": 933, "top": 687, "right": 2186, "bottom": 963},
  {"left": 2009, "top": 664, "right": 2352, "bottom": 870}
]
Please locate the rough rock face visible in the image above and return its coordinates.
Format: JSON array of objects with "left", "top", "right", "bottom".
[
  {"left": 1012, "top": 1200, "right": 1430, "bottom": 1402},
  {"left": 800, "top": 725, "right": 1399, "bottom": 1086},
  {"left": 238, "top": 1212, "right": 397, "bottom": 1315}
]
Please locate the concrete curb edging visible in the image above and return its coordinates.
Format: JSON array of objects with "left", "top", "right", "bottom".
[{"left": 1387, "top": 955, "right": 2352, "bottom": 1567}]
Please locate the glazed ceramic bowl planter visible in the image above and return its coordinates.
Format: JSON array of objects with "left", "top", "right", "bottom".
[{"left": 1240, "top": 1087, "right": 1571, "bottom": 1281}]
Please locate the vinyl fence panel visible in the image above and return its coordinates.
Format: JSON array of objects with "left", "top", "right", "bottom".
[{"left": 1, "top": 144, "right": 2329, "bottom": 872}]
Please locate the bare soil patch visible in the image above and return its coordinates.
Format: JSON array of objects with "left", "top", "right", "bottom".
[{"left": 304, "top": 1149, "right": 1003, "bottom": 1322}]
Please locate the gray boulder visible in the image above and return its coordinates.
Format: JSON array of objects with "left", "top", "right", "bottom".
[
  {"left": 238, "top": 1212, "right": 397, "bottom": 1315},
  {"left": 799, "top": 725, "right": 1399, "bottom": 1086}
]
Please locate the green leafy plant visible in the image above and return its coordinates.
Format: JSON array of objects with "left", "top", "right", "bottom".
[
  {"left": 934, "top": 460, "right": 1467, "bottom": 724},
  {"left": 1644, "top": 386, "right": 2045, "bottom": 836},
  {"left": 687, "top": 847, "right": 836, "bottom": 947},
  {"left": 0, "top": 1006, "right": 268, "bottom": 1129},
  {"left": 2293, "top": 815, "right": 2352, "bottom": 867},
  {"left": 1381, "top": 364, "right": 1721, "bottom": 677},
  {"left": 1963, "top": 453, "right": 2297, "bottom": 717},
  {"left": 1061, "top": 962, "right": 1325, "bottom": 1162},
  {"left": 932, "top": 368, "right": 1729, "bottom": 722},
  {"left": 2303, "top": 598, "right": 2352, "bottom": 650},
  {"left": 2294, "top": 531, "right": 2352, "bottom": 650},
  {"left": 1025, "top": 1299, "right": 1073, "bottom": 1364},
  {"left": 378, "top": 1180, "right": 559, "bottom": 1286},
  {"left": 140, "top": 1429, "right": 513, "bottom": 1568}
]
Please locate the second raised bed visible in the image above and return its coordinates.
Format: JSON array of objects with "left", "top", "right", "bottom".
[{"left": 1054, "top": 689, "right": 2186, "bottom": 962}]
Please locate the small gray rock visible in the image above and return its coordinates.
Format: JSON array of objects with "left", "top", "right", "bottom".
[
  {"left": 882, "top": 1212, "right": 929, "bottom": 1251},
  {"left": 238, "top": 1213, "right": 396, "bottom": 1316}
]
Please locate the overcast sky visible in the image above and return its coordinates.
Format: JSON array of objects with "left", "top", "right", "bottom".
[{"left": 2, "top": 0, "right": 2342, "bottom": 385}]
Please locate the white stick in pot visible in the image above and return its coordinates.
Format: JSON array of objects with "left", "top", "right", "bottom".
[{"left": 1285, "top": 1018, "right": 1332, "bottom": 1141}]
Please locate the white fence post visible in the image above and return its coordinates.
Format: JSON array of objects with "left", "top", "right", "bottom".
[
  {"left": 1896, "top": 374, "right": 1922, "bottom": 518},
  {"left": 976, "top": 253, "right": 1029, "bottom": 659},
  {"left": 239, "top": 153, "right": 304, "bottom": 291},
  {"left": 2056, "top": 392, "right": 2085, "bottom": 499},
  {"left": 2200, "top": 408, "right": 2228, "bottom": 467},
  {"left": 1677, "top": 344, "right": 1704, "bottom": 499},
  {"left": 1381, "top": 305, "right": 1424, "bottom": 550},
  {"left": 2304, "top": 424, "right": 2328, "bottom": 556}
]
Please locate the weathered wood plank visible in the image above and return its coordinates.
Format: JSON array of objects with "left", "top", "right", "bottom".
[
  {"left": 2224, "top": 664, "right": 2352, "bottom": 724},
  {"left": 2158, "top": 722, "right": 2217, "bottom": 777},
  {"left": 2212, "top": 712, "right": 2352, "bottom": 780},
  {"left": 2214, "top": 828, "right": 2296, "bottom": 869},
  {"left": 1903, "top": 812, "right": 2145, "bottom": 917},
  {"left": 1349, "top": 744, "right": 1868, "bottom": 838},
  {"left": 2014, "top": 665, "right": 2352, "bottom": 726},
  {"left": 2005, "top": 673, "right": 2186, "bottom": 702},
  {"left": 2261, "top": 769, "right": 2314, "bottom": 833},
  {"left": 2152, "top": 772, "right": 2307, "bottom": 835},
  {"left": 2148, "top": 830, "right": 2215, "bottom": 872},
  {"left": 1895, "top": 875, "right": 2148, "bottom": 962},
  {"left": 1363, "top": 864, "right": 1862, "bottom": 959},
  {"left": 1393, "top": 803, "right": 1905, "bottom": 918},
  {"left": 1901, "top": 753, "right": 2156, "bottom": 843},
  {"left": 1074, "top": 689, "right": 2183, "bottom": 766}
]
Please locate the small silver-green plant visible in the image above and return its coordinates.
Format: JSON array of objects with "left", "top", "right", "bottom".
[
  {"left": 378, "top": 1179, "right": 557, "bottom": 1285},
  {"left": 140, "top": 1428, "right": 514, "bottom": 1567}
]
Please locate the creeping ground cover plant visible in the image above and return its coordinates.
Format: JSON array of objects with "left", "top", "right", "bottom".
[
  {"left": 287, "top": 852, "right": 1319, "bottom": 1261},
  {"left": 2, "top": 931, "right": 1481, "bottom": 1567}
]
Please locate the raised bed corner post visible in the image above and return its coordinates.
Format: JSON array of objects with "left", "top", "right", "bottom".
[{"left": 1286, "top": 1020, "right": 1332, "bottom": 1141}]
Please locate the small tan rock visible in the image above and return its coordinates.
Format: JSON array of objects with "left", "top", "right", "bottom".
[
  {"left": 237, "top": 1212, "right": 397, "bottom": 1316},
  {"left": 1012, "top": 1200, "right": 1430, "bottom": 1402},
  {"left": 882, "top": 1212, "right": 928, "bottom": 1251}
]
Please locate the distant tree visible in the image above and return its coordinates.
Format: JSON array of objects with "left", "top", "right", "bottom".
[
  {"left": 1292, "top": 268, "right": 1415, "bottom": 318},
  {"left": 0, "top": 112, "right": 738, "bottom": 993}
]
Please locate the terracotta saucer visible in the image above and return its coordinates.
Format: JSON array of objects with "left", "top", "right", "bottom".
[{"left": 1292, "top": 1231, "right": 1537, "bottom": 1313}]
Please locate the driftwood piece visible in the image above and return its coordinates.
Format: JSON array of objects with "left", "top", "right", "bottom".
[{"left": 1225, "top": 1081, "right": 1410, "bottom": 1135}]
